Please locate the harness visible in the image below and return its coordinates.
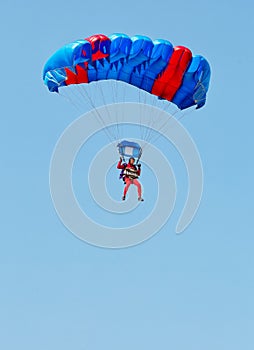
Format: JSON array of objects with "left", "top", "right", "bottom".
[
  {"left": 123, "top": 166, "right": 139, "bottom": 179},
  {"left": 119, "top": 164, "right": 139, "bottom": 182}
]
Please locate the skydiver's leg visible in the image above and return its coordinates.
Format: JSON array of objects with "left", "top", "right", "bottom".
[
  {"left": 123, "top": 178, "right": 132, "bottom": 197},
  {"left": 133, "top": 179, "right": 142, "bottom": 198}
]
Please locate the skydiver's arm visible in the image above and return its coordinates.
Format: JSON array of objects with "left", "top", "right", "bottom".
[{"left": 117, "top": 159, "right": 125, "bottom": 169}]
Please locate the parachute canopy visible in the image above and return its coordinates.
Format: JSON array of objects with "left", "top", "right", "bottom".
[
  {"left": 43, "top": 33, "right": 211, "bottom": 110},
  {"left": 117, "top": 140, "right": 142, "bottom": 161}
]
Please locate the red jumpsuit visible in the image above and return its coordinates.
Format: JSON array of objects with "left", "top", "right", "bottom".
[{"left": 117, "top": 160, "right": 142, "bottom": 198}]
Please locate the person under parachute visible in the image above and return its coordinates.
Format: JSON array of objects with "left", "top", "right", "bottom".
[
  {"left": 117, "top": 140, "right": 144, "bottom": 201},
  {"left": 117, "top": 157, "right": 143, "bottom": 201},
  {"left": 43, "top": 33, "right": 211, "bottom": 204}
]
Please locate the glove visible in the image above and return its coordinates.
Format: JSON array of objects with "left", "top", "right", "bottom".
[
  {"left": 137, "top": 164, "right": 141, "bottom": 168},
  {"left": 120, "top": 157, "right": 122, "bottom": 161}
]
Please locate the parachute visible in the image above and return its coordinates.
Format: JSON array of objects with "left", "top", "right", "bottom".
[
  {"left": 43, "top": 33, "right": 210, "bottom": 110},
  {"left": 43, "top": 33, "right": 211, "bottom": 162}
]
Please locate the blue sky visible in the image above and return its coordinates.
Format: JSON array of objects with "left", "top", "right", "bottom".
[{"left": 1, "top": 0, "right": 254, "bottom": 349}]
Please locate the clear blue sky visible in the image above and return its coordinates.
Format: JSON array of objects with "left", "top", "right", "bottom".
[{"left": 1, "top": 0, "right": 254, "bottom": 349}]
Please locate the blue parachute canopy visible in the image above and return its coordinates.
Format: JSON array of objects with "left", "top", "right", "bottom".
[
  {"left": 117, "top": 140, "right": 142, "bottom": 160},
  {"left": 43, "top": 33, "right": 211, "bottom": 110}
]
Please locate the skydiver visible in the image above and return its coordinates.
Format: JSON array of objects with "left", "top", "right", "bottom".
[{"left": 117, "top": 157, "right": 144, "bottom": 201}]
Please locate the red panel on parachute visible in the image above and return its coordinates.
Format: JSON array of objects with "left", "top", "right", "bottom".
[
  {"left": 76, "top": 64, "right": 89, "bottom": 83},
  {"left": 64, "top": 63, "right": 89, "bottom": 86},
  {"left": 151, "top": 46, "right": 192, "bottom": 101},
  {"left": 85, "top": 34, "right": 111, "bottom": 61}
]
